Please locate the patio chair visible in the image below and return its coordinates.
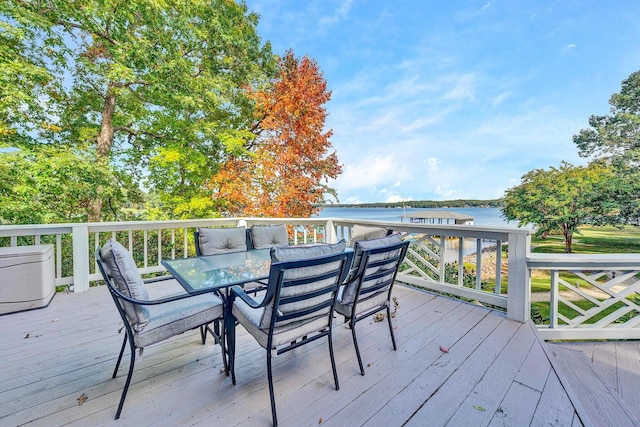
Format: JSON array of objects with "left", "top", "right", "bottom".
[
  {"left": 195, "top": 226, "right": 250, "bottom": 256},
  {"left": 96, "top": 239, "right": 225, "bottom": 419},
  {"left": 249, "top": 224, "right": 289, "bottom": 249},
  {"left": 227, "top": 241, "right": 353, "bottom": 426},
  {"left": 334, "top": 234, "right": 409, "bottom": 375}
]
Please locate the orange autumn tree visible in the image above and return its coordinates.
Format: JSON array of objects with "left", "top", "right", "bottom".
[{"left": 211, "top": 50, "right": 341, "bottom": 217}]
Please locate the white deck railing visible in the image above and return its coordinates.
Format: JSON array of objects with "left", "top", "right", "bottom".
[
  {"left": 529, "top": 253, "right": 640, "bottom": 340},
  {"left": 2, "top": 217, "right": 639, "bottom": 340}
]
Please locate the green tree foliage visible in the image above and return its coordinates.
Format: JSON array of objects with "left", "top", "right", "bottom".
[
  {"left": 573, "top": 71, "right": 640, "bottom": 164},
  {"left": 0, "top": 147, "right": 136, "bottom": 224},
  {"left": 502, "top": 162, "right": 617, "bottom": 253},
  {"left": 573, "top": 70, "right": 640, "bottom": 222},
  {"left": 1, "top": 0, "right": 275, "bottom": 222}
]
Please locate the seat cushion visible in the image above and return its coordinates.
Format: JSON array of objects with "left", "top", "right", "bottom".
[
  {"left": 198, "top": 226, "right": 247, "bottom": 255},
  {"left": 334, "top": 287, "right": 389, "bottom": 318},
  {"left": 233, "top": 298, "right": 329, "bottom": 350},
  {"left": 348, "top": 224, "right": 390, "bottom": 248},
  {"left": 100, "top": 239, "right": 150, "bottom": 331},
  {"left": 135, "top": 292, "right": 223, "bottom": 348},
  {"left": 250, "top": 224, "right": 289, "bottom": 249}
]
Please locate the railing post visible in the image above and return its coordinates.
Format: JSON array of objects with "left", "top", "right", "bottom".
[
  {"left": 325, "top": 220, "right": 337, "bottom": 243},
  {"left": 72, "top": 225, "right": 90, "bottom": 292},
  {"left": 506, "top": 231, "right": 531, "bottom": 322}
]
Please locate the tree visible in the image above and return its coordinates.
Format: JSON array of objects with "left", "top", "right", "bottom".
[
  {"left": 1, "top": 0, "right": 274, "bottom": 221},
  {"left": 573, "top": 71, "right": 640, "bottom": 164},
  {"left": 501, "top": 162, "right": 617, "bottom": 253},
  {"left": 211, "top": 50, "right": 341, "bottom": 218},
  {"left": 0, "top": 147, "right": 136, "bottom": 224},
  {"left": 573, "top": 70, "right": 640, "bottom": 223}
]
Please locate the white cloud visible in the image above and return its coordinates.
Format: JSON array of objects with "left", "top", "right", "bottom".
[
  {"left": 333, "top": 154, "right": 400, "bottom": 193},
  {"left": 320, "top": 0, "right": 353, "bottom": 26}
]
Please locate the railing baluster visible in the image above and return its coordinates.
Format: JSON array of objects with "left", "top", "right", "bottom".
[
  {"left": 458, "top": 237, "right": 464, "bottom": 287},
  {"left": 495, "top": 240, "right": 502, "bottom": 294},
  {"left": 143, "top": 229, "right": 148, "bottom": 268},
  {"left": 476, "top": 239, "right": 482, "bottom": 290},
  {"left": 157, "top": 228, "right": 162, "bottom": 267}
]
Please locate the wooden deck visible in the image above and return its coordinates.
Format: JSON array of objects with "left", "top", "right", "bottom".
[{"left": 0, "top": 284, "right": 634, "bottom": 426}]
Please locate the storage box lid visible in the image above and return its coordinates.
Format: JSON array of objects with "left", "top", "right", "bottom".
[{"left": 0, "top": 244, "right": 54, "bottom": 259}]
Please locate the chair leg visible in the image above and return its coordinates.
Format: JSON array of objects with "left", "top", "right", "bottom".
[
  {"left": 200, "top": 325, "right": 208, "bottom": 344},
  {"left": 113, "top": 334, "right": 127, "bottom": 378},
  {"left": 267, "top": 350, "right": 278, "bottom": 426},
  {"left": 227, "top": 315, "right": 237, "bottom": 383},
  {"left": 114, "top": 336, "right": 136, "bottom": 419},
  {"left": 350, "top": 318, "right": 365, "bottom": 376},
  {"left": 328, "top": 329, "right": 340, "bottom": 390},
  {"left": 217, "top": 319, "right": 228, "bottom": 374},
  {"left": 387, "top": 305, "right": 397, "bottom": 350}
]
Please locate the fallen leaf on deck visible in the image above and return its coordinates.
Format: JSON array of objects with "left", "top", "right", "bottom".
[
  {"left": 77, "top": 393, "right": 88, "bottom": 406},
  {"left": 318, "top": 417, "right": 322, "bottom": 424},
  {"left": 473, "top": 405, "right": 485, "bottom": 411},
  {"left": 439, "top": 346, "right": 449, "bottom": 353}
]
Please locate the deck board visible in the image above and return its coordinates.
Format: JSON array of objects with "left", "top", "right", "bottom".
[{"left": 0, "top": 284, "right": 615, "bottom": 426}]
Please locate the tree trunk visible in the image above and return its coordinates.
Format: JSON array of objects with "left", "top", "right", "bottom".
[
  {"left": 88, "top": 83, "right": 117, "bottom": 222},
  {"left": 563, "top": 228, "right": 573, "bottom": 253}
]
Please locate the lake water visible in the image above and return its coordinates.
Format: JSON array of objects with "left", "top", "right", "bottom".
[{"left": 315, "top": 206, "right": 518, "bottom": 228}]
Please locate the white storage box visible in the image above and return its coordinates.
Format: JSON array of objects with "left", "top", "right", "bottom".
[{"left": 0, "top": 244, "right": 55, "bottom": 315}]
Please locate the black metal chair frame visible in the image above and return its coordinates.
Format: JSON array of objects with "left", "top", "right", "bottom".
[
  {"left": 341, "top": 240, "right": 409, "bottom": 375},
  {"left": 95, "top": 248, "right": 226, "bottom": 419},
  {"left": 226, "top": 250, "right": 353, "bottom": 426}
]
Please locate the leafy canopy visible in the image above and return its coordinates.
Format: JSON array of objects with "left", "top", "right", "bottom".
[
  {"left": 211, "top": 50, "right": 341, "bottom": 218},
  {"left": 502, "top": 162, "right": 616, "bottom": 253},
  {"left": 1, "top": 0, "right": 277, "bottom": 222}
]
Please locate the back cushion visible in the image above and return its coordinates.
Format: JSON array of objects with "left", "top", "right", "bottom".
[
  {"left": 251, "top": 224, "right": 289, "bottom": 249},
  {"left": 100, "top": 238, "right": 150, "bottom": 331},
  {"left": 342, "top": 233, "right": 403, "bottom": 304},
  {"left": 198, "top": 226, "right": 247, "bottom": 255},
  {"left": 261, "top": 240, "right": 347, "bottom": 329},
  {"left": 348, "top": 224, "right": 390, "bottom": 248}
]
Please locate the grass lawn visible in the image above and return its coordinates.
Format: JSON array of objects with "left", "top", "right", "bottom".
[{"left": 531, "top": 225, "right": 640, "bottom": 254}]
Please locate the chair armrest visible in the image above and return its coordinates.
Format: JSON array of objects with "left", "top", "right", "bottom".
[
  {"left": 107, "top": 282, "right": 213, "bottom": 306},
  {"left": 230, "top": 285, "right": 272, "bottom": 309}
]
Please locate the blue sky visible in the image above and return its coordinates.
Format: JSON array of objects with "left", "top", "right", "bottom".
[{"left": 246, "top": 0, "right": 640, "bottom": 204}]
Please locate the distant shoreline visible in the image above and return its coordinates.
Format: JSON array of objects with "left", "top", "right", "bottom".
[{"left": 319, "top": 199, "right": 502, "bottom": 209}]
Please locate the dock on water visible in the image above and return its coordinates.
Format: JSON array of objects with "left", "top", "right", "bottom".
[{"left": 401, "top": 210, "right": 474, "bottom": 225}]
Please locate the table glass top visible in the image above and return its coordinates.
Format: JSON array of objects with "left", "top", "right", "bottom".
[{"left": 162, "top": 249, "right": 271, "bottom": 294}]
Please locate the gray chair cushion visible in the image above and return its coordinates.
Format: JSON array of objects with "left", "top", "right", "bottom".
[
  {"left": 270, "top": 240, "right": 346, "bottom": 262},
  {"left": 198, "top": 226, "right": 247, "bottom": 255},
  {"left": 233, "top": 300, "right": 329, "bottom": 349},
  {"left": 335, "top": 286, "right": 389, "bottom": 318},
  {"left": 341, "top": 233, "right": 403, "bottom": 305},
  {"left": 100, "top": 239, "right": 150, "bottom": 331},
  {"left": 135, "top": 292, "right": 223, "bottom": 348},
  {"left": 348, "top": 224, "right": 390, "bottom": 247},
  {"left": 251, "top": 224, "right": 289, "bottom": 249},
  {"left": 257, "top": 241, "right": 347, "bottom": 329}
]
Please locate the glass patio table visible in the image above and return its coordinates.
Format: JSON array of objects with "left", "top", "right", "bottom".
[{"left": 162, "top": 248, "right": 272, "bottom": 295}]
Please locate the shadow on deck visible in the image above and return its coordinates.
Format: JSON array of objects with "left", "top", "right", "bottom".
[{"left": 0, "top": 283, "right": 627, "bottom": 426}]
